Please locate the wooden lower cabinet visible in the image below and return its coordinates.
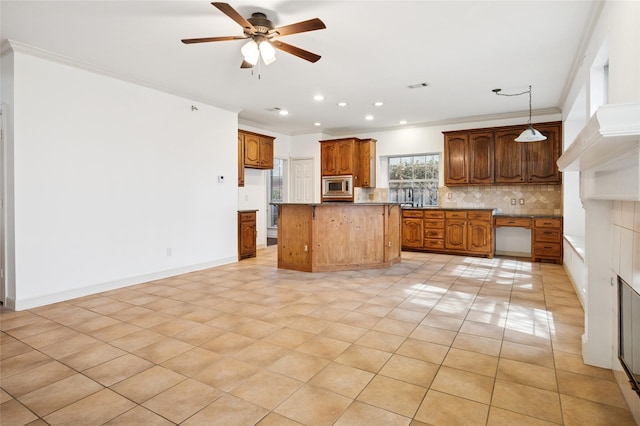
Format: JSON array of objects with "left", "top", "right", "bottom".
[
  {"left": 238, "top": 210, "right": 257, "bottom": 260},
  {"left": 532, "top": 217, "right": 563, "bottom": 264},
  {"left": 402, "top": 209, "right": 493, "bottom": 258}
]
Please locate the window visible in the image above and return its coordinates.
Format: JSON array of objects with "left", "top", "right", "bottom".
[
  {"left": 388, "top": 154, "right": 439, "bottom": 206},
  {"left": 268, "top": 158, "right": 285, "bottom": 228}
]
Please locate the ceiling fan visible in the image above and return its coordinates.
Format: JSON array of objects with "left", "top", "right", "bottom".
[{"left": 181, "top": 2, "right": 326, "bottom": 68}]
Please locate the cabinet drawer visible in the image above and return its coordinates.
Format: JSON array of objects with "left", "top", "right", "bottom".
[
  {"left": 423, "top": 210, "right": 445, "bottom": 219},
  {"left": 424, "top": 229, "right": 444, "bottom": 239},
  {"left": 534, "top": 218, "right": 562, "bottom": 228},
  {"left": 239, "top": 212, "right": 256, "bottom": 222},
  {"left": 534, "top": 229, "right": 562, "bottom": 242},
  {"left": 423, "top": 219, "right": 444, "bottom": 229},
  {"left": 468, "top": 211, "right": 492, "bottom": 220},
  {"left": 445, "top": 211, "right": 467, "bottom": 219},
  {"left": 424, "top": 239, "right": 445, "bottom": 249},
  {"left": 533, "top": 242, "right": 561, "bottom": 257},
  {"left": 403, "top": 210, "right": 423, "bottom": 218},
  {"left": 495, "top": 217, "right": 531, "bottom": 228}
]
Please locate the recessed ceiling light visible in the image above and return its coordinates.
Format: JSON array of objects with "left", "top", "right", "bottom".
[
  {"left": 365, "top": 115, "right": 374, "bottom": 121},
  {"left": 314, "top": 122, "right": 321, "bottom": 126},
  {"left": 337, "top": 102, "right": 348, "bottom": 107},
  {"left": 373, "top": 101, "right": 384, "bottom": 107},
  {"left": 279, "top": 109, "right": 289, "bottom": 116},
  {"left": 400, "top": 120, "right": 407, "bottom": 125},
  {"left": 313, "top": 95, "right": 324, "bottom": 101}
]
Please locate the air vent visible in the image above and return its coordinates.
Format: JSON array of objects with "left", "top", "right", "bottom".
[{"left": 408, "top": 82, "right": 429, "bottom": 89}]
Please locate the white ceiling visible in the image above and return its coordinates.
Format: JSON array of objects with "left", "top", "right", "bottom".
[{"left": 1, "top": 1, "right": 599, "bottom": 136}]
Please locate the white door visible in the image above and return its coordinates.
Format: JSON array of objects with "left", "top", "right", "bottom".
[{"left": 290, "top": 158, "right": 314, "bottom": 203}]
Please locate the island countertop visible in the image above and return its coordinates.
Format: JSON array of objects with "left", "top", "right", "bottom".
[{"left": 276, "top": 202, "right": 401, "bottom": 272}]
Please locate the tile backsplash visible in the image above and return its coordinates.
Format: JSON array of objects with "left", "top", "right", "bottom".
[{"left": 439, "top": 185, "right": 562, "bottom": 215}]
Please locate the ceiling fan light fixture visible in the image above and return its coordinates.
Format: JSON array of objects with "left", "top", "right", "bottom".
[
  {"left": 241, "top": 40, "right": 259, "bottom": 65},
  {"left": 259, "top": 41, "right": 276, "bottom": 64},
  {"left": 515, "top": 126, "right": 547, "bottom": 142}
]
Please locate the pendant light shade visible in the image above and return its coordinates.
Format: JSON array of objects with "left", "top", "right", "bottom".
[
  {"left": 241, "top": 40, "right": 259, "bottom": 65},
  {"left": 515, "top": 126, "right": 547, "bottom": 142},
  {"left": 259, "top": 41, "right": 276, "bottom": 65},
  {"left": 493, "top": 85, "right": 547, "bottom": 143}
]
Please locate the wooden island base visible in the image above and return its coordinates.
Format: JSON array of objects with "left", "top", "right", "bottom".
[{"left": 277, "top": 203, "right": 401, "bottom": 272}]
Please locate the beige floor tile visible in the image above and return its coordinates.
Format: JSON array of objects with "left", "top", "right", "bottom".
[
  {"left": 109, "top": 329, "right": 165, "bottom": 352},
  {"left": 0, "top": 388, "right": 12, "bottom": 403},
  {"left": 452, "top": 332, "right": 503, "bottom": 357},
  {"left": 442, "top": 348, "right": 499, "bottom": 377},
  {"left": 132, "top": 337, "right": 193, "bottom": 364},
  {"left": 355, "top": 329, "right": 406, "bottom": 352},
  {"left": 357, "top": 375, "right": 427, "bottom": 417},
  {"left": 182, "top": 393, "right": 269, "bottom": 426},
  {"left": 556, "top": 370, "right": 628, "bottom": 408},
  {"left": 111, "top": 365, "right": 185, "bottom": 403},
  {"left": 161, "top": 346, "right": 222, "bottom": 376},
  {"left": 200, "top": 331, "right": 256, "bottom": 355},
  {"left": 554, "top": 351, "right": 616, "bottom": 380},
  {"left": 334, "top": 344, "right": 393, "bottom": 373},
  {"left": 19, "top": 325, "right": 79, "bottom": 349},
  {"left": 194, "top": 357, "right": 260, "bottom": 392},
  {"left": 296, "top": 335, "right": 351, "bottom": 360},
  {"left": 1, "top": 351, "right": 53, "bottom": 379},
  {"left": 339, "top": 311, "right": 382, "bottom": 329},
  {"left": 231, "top": 370, "right": 302, "bottom": 410},
  {"left": 5, "top": 320, "right": 64, "bottom": 340},
  {"left": 491, "top": 379, "right": 562, "bottom": 424},
  {"left": 487, "top": 406, "right": 560, "bottom": 425},
  {"left": 414, "top": 389, "right": 490, "bottom": 426},
  {"left": 496, "top": 358, "right": 557, "bottom": 392},
  {"left": 500, "top": 340, "right": 555, "bottom": 368},
  {"left": 409, "top": 324, "right": 458, "bottom": 346},
  {"left": 430, "top": 365, "right": 495, "bottom": 404},
  {"left": 90, "top": 322, "right": 140, "bottom": 342},
  {"left": 18, "top": 373, "right": 103, "bottom": 417},
  {"left": 335, "top": 400, "right": 411, "bottom": 426},
  {"left": 59, "top": 341, "right": 126, "bottom": 371},
  {"left": 396, "top": 338, "right": 449, "bottom": 364},
  {"left": 420, "top": 313, "right": 464, "bottom": 331},
  {"left": 309, "top": 362, "right": 375, "bottom": 398},
  {"left": 0, "top": 340, "right": 32, "bottom": 361},
  {"left": 269, "top": 351, "right": 331, "bottom": 382},
  {"left": 231, "top": 340, "right": 291, "bottom": 366},
  {"left": 43, "top": 389, "right": 135, "bottom": 426},
  {"left": 263, "top": 327, "right": 315, "bottom": 349},
  {"left": 386, "top": 307, "right": 427, "bottom": 324},
  {"left": 275, "top": 385, "right": 352, "bottom": 426},
  {"left": 379, "top": 354, "right": 440, "bottom": 388},
  {"left": 103, "top": 406, "right": 175, "bottom": 426},
  {"left": 320, "top": 323, "right": 368, "bottom": 343},
  {"left": 143, "top": 378, "right": 223, "bottom": 423},
  {"left": 256, "top": 412, "right": 304, "bottom": 425},
  {"left": 1, "top": 360, "right": 75, "bottom": 397},
  {"left": 84, "top": 353, "right": 154, "bottom": 387},
  {"left": 559, "top": 394, "right": 637, "bottom": 426},
  {"left": 0, "top": 399, "right": 39, "bottom": 426}
]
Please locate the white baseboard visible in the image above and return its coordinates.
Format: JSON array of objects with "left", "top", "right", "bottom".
[{"left": 11, "top": 256, "right": 237, "bottom": 311}]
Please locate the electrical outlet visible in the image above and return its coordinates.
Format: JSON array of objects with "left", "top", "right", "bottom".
[
  {"left": 519, "top": 198, "right": 525, "bottom": 205},
  {"left": 510, "top": 198, "right": 516, "bottom": 205}
]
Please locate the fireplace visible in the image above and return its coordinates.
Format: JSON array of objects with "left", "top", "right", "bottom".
[{"left": 618, "top": 276, "right": 640, "bottom": 397}]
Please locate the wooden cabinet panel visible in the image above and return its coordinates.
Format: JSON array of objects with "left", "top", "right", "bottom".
[
  {"left": 238, "top": 211, "right": 257, "bottom": 260},
  {"left": 495, "top": 217, "right": 532, "bottom": 228},
  {"left": 444, "top": 133, "right": 469, "bottom": 185},
  {"left": 259, "top": 138, "right": 274, "bottom": 168},
  {"left": 525, "top": 123, "right": 561, "bottom": 183},
  {"left": 243, "top": 134, "right": 261, "bottom": 167},
  {"left": 320, "top": 138, "right": 376, "bottom": 188},
  {"left": 359, "top": 139, "right": 376, "bottom": 187},
  {"left": 321, "top": 142, "right": 338, "bottom": 175},
  {"left": 495, "top": 128, "right": 526, "bottom": 183},
  {"left": 467, "top": 220, "right": 492, "bottom": 254},
  {"left": 403, "top": 210, "right": 424, "bottom": 218},
  {"left": 532, "top": 217, "right": 563, "bottom": 264},
  {"left": 238, "top": 133, "right": 245, "bottom": 187},
  {"left": 469, "top": 131, "right": 494, "bottom": 184},
  {"left": 445, "top": 219, "right": 467, "bottom": 251},
  {"left": 402, "top": 218, "right": 423, "bottom": 248},
  {"left": 336, "top": 140, "right": 356, "bottom": 175},
  {"left": 239, "top": 130, "right": 274, "bottom": 171}
]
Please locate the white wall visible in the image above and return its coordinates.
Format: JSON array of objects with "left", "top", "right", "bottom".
[{"left": 4, "top": 48, "right": 239, "bottom": 309}]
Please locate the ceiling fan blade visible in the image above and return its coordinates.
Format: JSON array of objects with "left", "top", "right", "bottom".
[
  {"left": 271, "top": 18, "right": 326, "bottom": 36},
  {"left": 182, "top": 35, "right": 248, "bottom": 44},
  {"left": 240, "top": 60, "right": 254, "bottom": 69},
  {"left": 272, "top": 40, "right": 321, "bottom": 63},
  {"left": 211, "top": 2, "right": 257, "bottom": 34}
]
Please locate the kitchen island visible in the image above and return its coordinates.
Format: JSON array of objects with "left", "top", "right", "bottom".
[{"left": 276, "top": 203, "right": 401, "bottom": 272}]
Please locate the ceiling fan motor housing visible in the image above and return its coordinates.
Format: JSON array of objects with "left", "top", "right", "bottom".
[{"left": 247, "top": 12, "right": 274, "bottom": 35}]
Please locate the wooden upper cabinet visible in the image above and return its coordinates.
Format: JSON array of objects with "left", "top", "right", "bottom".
[
  {"left": 238, "top": 133, "right": 245, "bottom": 187},
  {"left": 469, "top": 131, "right": 494, "bottom": 184},
  {"left": 444, "top": 133, "right": 469, "bottom": 185},
  {"left": 359, "top": 139, "right": 376, "bottom": 188},
  {"left": 239, "top": 130, "right": 275, "bottom": 171},
  {"left": 525, "top": 124, "right": 562, "bottom": 184},
  {"left": 320, "top": 138, "right": 376, "bottom": 187},
  {"left": 494, "top": 128, "right": 526, "bottom": 183}
]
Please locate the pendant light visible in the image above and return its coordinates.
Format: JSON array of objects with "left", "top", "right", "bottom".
[{"left": 492, "top": 85, "right": 547, "bottom": 142}]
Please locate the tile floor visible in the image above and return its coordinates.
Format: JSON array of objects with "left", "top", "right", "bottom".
[{"left": 1, "top": 247, "right": 637, "bottom": 425}]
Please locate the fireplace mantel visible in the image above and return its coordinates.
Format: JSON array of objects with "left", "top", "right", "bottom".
[{"left": 557, "top": 103, "right": 640, "bottom": 200}]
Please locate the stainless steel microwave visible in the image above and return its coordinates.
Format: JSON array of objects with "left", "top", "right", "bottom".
[{"left": 322, "top": 175, "right": 353, "bottom": 199}]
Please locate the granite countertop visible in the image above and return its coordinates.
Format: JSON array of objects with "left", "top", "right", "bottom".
[
  {"left": 272, "top": 202, "right": 401, "bottom": 206},
  {"left": 493, "top": 213, "right": 563, "bottom": 218},
  {"left": 402, "top": 206, "right": 496, "bottom": 212}
]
